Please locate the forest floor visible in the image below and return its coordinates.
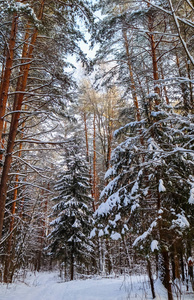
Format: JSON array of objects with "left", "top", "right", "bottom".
[{"left": 0, "top": 271, "right": 193, "bottom": 300}]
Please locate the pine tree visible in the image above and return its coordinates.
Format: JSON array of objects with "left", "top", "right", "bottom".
[
  {"left": 92, "top": 0, "right": 193, "bottom": 112},
  {"left": 48, "top": 140, "right": 95, "bottom": 280},
  {"left": 0, "top": 0, "right": 94, "bottom": 282}
]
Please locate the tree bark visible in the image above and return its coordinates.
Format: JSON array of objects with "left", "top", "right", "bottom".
[
  {"left": 3, "top": 140, "right": 22, "bottom": 283},
  {"left": 83, "top": 112, "right": 89, "bottom": 162},
  {"left": 185, "top": 59, "right": 193, "bottom": 109},
  {"left": 70, "top": 244, "right": 74, "bottom": 281},
  {"left": 0, "top": 0, "right": 45, "bottom": 240},
  {"left": 122, "top": 29, "right": 141, "bottom": 121},
  {"left": 147, "top": 257, "right": 156, "bottom": 299},
  {"left": 0, "top": 120, "right": 7, "bottom": 164},
  {"left": 157, "top": 187, "right": 173, "bottom": 300},
  {"left": 106, "top": 97, "right": 113, "bottom": 170},
  {"left": 92, "top": 113, "right": 97, "bottom": 211},
  {"left": 161, "top": 249, "right": 173, "bottom": 300},
  {"left": 160, "top": 64, "right": 169, "bottom": 105},
  {"left": 0, "top": 13, "right": 18, "bottom": 142},
  {"left": 175, "top": 50, "right": 190, "bottom": 111},
  {"left": 180, "top": 250, "right": 185, "bottom": 282},
  {"left": 147, "top": 3, "right": 160, "bottom": 100}
]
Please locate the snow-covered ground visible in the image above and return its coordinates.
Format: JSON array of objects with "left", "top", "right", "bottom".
[{"left": 0, "top": 271, "right": 193, "bottom": 300}]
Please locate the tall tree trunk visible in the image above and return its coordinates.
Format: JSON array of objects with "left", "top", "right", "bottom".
[
  {"left": 0, "top": 120, "right": 7, "bottom": 164},
  {"left": 83, "top": 112, "right": 89, "bottom": 162},
  {"left": 175, "top": 50, "right": 190, "bottom": 110},
  {"left": 160, "top": 64, "right": 169, "bottom": 104},
  {"left": 0, "top": 45, "right": 6, "bottom": 92},
  {"left": 160, "top": 248, "right": 173, "bottom": 300},
  {"left": 3, "top": 139, "right": 23, "bottom": 283},
  {"left": 83, "top": 112, "right": 94, "bottom": 210},
  {"left": 150, "top": 33, "right": 160, "bottom": 98},
  {"left": 0, "top": 0, "right": 45, "bottom": 240},
  {"left": 122, "top": 29, "right": 141, "bottom": 121},
  {"left": 70, "top": 243, "right": 74, "bottom": 281},
  {"left": 147, "top": 257, "right": 156, "bottom": 299},
  {"left": 157, "top": 188, "right": 173, "bottom": 300},
  {"left": 19, "top": 164, "right": 27, "bottom": 219},
  {"left": 35, "top": 188, "right": 48, "bottom": 272},
  {"left": 106, "top": 123, "right": 112, "bottom": 170},
  {"left": 187, "top": 239, "right": 194, "bottom": 290},
  {"left": 185, "top": 58, "right": 193, "bottom": 109},
  {"left": 105, "top": 239, "right": 113, "bottom": 275},
  {"left": 147, "top": 1, "right": 160, "bottom": 100},
  {"left": 173, "top": 245, "right": 180, "bottom": 280},
  {"left": 0, "top": 13, "right": 18, "bottom": 142},
  {"left": 92, "top": 113, "right": 97, "bottom": 211},
  {"left": 180, "top": 249, "right": 185, "bottom": 282},
  {"left": 106, "top": 97, "right": 113, "bottom": 170}
]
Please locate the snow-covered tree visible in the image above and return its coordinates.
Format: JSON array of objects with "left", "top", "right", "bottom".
[
  {"left": 0, "top": 0, "right": 94, "bottom": 282},
  {"left": 48, "top": 140, "right": 95, "bottom": 280},
  {"left": 94, "top": 95, "right": 194, "bottom": 299}
]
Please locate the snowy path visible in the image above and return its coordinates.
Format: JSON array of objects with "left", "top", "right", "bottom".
[{"left": 0, "top": 272, "right": 193, "bottom": 300}]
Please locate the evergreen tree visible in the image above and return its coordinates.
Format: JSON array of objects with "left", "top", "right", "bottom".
[
  {"left": 94, "top": 96, "right": 194, "bottom": 299},
  {"left": 92, "top": 0, "right": 193, "bottom": 111},
  {"left": 48, "top": 140, "right": 95, "bottom": 280},
  {"left": 0, "top": 0, "right": 94, "bottom": 282}
]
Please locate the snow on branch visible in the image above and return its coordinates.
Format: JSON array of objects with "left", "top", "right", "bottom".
[
  {"left": 8, "top": 1, "right": 41, "bottom": 28},
  {"left": 188, "top": 177, "right": 194, "bottom": 204},
  {"left": 133, "top": 220, "right": 158, "bottom": 247},
  {"left": 168, "top": 0, "right": 194, "bottom": 65},
  {"left": 171, "top": 213, "right": 190, "bottom": 229},
  {"left": 158, "top": 179, "right": 166, "bottom": 193},
  {"left": 151, "top": 240, "right": 159, "bottom": 252}
]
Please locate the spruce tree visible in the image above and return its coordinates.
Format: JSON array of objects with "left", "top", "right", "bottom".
[
  {"left": 48, "top": 140, "right": 95, "bottom": 280},
  {"left": 94, "top": 96, "right": 194, "bottom": 299}
]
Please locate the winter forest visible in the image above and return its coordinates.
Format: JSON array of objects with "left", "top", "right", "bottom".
[{"left": 0, "top": 1, "right": 193, "bottom": 300}]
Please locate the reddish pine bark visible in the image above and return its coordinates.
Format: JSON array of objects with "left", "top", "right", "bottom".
[
  {"left": 147, "top": 0, "right": 161, "bottom": 102},
  {"left": 0, "top": 14, "right": 18, "bottom": 142},
  {"left": 0, "top": 120, "right": 7, "bottom": 163},
  {"left": 150, "top": 33, "right": 160, "bottom": 98},
  {"left": 0, "top": 0, "right": 45, "bottom": 240},
  {"left": 83, "top": 112, "right": 89, "bottom": 162},
  {"left": 106, "top": 121, "right": 113, "bottom": 170}
]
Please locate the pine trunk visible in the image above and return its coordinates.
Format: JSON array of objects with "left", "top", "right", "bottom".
[
  {"left": 92, "top": 113, "right": 97, "bottom": 211},
  {"left": 0, "top": 0, "right": 45, "bottom": 240},
  {"left": 3, "top": 131, "right": 24, "bottom": 282},
  {"left": 0, "top": 120, "right": 7, "bottom": 164},
  {"left": 150, "top": 34, "right": 160, "bottom": 98},
  {"left": 0, "top": 13, "right": 18, "bottom": 142},
  {"left": 161, "top": 249, "right": 173, "bottom": 300},
  {"left": 147, "top": 1, "right": 160, "bottom": 100},
  {"left": 122, "top": 29, "right": 141, "bottom": 121},
  {"left": 106, "top": 111, "right": 113, "bottom": 170},
  {"left": 83, "top": 112, "right": 89, "bottom": 162}
]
